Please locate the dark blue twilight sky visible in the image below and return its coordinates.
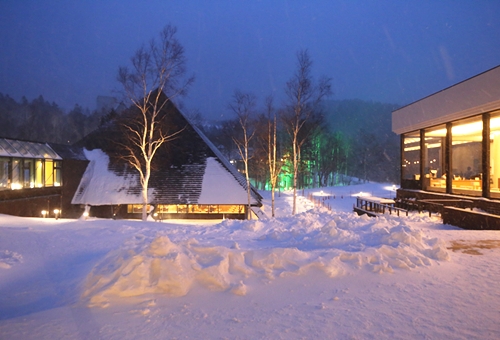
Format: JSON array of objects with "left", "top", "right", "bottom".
[{"left": 1, "top": 1, "right": 500, "bottom": 120}]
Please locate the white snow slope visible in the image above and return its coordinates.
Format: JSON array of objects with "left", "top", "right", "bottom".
[{"left": 1, "top": 182, "right": 500, "bottom": 339}]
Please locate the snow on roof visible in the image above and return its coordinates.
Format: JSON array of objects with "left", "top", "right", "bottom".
[
  {"left": 189, "top": 116, "right": 262, "bottom": 204},
  {"left": 198, "top": 157, "right": 258, "bottom": 205},
  {"left": 72, "top": 149, "right": 143, "bottom": 205},
  {"left": 171, "top": 105, "right": 261, "bottom": 205},
  {"left": 73, "top": 151, "right": 257, "bottom": 206}
]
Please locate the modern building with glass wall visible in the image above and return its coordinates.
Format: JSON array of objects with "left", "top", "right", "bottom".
[
  {"left": 0, "top": 138, "right": 89, "bottom": 218},
  {"left": 0, "top": 138, "right": 62, "bottom": 190},
  {"left": 393, "top": 65, "right": 500, "bottom": 202}
]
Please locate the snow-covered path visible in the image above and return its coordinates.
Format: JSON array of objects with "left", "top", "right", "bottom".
[{"left": 1, "top": 183, "right": 500, "bottom": 339}]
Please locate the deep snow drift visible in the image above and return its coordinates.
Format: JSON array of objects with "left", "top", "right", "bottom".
[
  {"left": 81, "top": 211, "right": 449, "bottom": 308},
  {"left": 1, "top": 183, "right": 500, "bottom": 339}
]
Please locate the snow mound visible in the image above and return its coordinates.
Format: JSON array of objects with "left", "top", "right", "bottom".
[
  {"left": 0, "top": 250, "right": 23, "bottom": 269},
  {"left": 82, "top": 210, "right": 450, "bottom": 307}
]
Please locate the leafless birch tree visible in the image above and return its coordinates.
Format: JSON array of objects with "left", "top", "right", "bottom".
[
  {"left": 283, "top": 49, "right": 332, "bottom": 214},
  {"left": 117, "top": 24, "right": 194, "bottom": 221},
  {"left": 229, "top": 90, "right": 257, "bottom": 219},
  {"left": 261, "top": 96, "right": 282, "bottom": 217}
]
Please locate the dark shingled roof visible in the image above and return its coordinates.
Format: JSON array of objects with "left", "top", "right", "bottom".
[{"left": 74, "top": 91, "right": 262, "bottom": 206}]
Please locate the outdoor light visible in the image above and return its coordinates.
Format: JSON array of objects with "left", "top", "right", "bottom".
[
  {"left": 11, "top": 183, "right": 22, "bottom": 190},
  {"left": 41, "top": 210, "right": 47, "bottom": 218},
  {"left": 53, "top": 209, "right": 60, "bottom": 220},
  {"left": 83, "top": 211, "right": 89, "bottom": 220}
]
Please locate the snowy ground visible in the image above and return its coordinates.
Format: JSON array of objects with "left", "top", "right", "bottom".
[{"left": 1, "top": 182, "right": 500, "bottom": 339}]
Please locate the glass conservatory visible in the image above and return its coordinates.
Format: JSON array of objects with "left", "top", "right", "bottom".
[{"left": 0, "top": 138, "right": 62, "bottom": 191}]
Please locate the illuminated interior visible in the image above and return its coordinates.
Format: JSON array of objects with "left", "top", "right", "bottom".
[
  {"left": 402, "top": 113, "right": 500, "bottom": 197},
  {"left": 402, "top": 131, "right": 420, "bottom": 180},
  {"left": 491, "top": 112, "right": 500, "bottom": 198},
  {"left": 451, "top": 116, "right": 482, "bottom": 196},
  {"left": 423, "top": 125, "right": 445, "bottom": 192},
  {"left": 0, "top": 138, "right": 62, "bottom": 191},
  {"left": 127, "top": 204, "right": 245, "bottom": 215}
]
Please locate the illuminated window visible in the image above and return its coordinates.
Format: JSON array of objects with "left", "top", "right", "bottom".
[
  {"left": 0, "top": 158, "right": 8, "bottom": 190},
  {"left": 23, "top": 159, "right": 34, "bottom": 188},
  {"left": 156, "top": 205, "right": 178, "bottom": 213},
  {"left": 219, "top": 205, "right": 244, "bottom": 213},
  {"left": 191, "top": 205, "right": 210, "bottom": 213},
  {"left": 402, "top": 132, "right": 420, "bottom": 180},
  {"left": 490, "top": 112, "right": 500, "bottom": 198},
  {"left": 11, "top": 159, "right": 21, "bottom": 190},
  {"left": 35, "top": 160, "right": 43, "bottom": 187},
  {"left": 54, "top": 161, "right": 62, "bottom": 186},
  {"left": 127, "top": 204, "right": 151, "bottom": 213},
  {"left": 423, "top": 125, "right": 446, "bottom": 192},
  {"left": 44, "top": 160, "right": 54, "bottom": 187},
  {"left": 451, "top": 116, "right": 482, "bottom": 196}
]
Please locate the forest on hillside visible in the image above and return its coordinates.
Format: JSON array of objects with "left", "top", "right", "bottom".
[
  {"left": 0, "top": 93, "right": 110, "bottom": 145},
  {"left": 0, "top": 93, "right": 400, "bottom": 185}
]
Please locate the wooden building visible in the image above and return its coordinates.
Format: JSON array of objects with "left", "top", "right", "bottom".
[{"left": 72, "top": 97, "right": 262, "bottom": 220}]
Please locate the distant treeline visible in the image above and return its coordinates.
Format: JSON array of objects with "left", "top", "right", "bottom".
[{"left": 0, "top": 93, "right": 111, "bottom": 145}]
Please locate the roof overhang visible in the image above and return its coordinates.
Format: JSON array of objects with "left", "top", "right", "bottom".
[{"left": 392, "top": 65, "right": 500, "bottom": 135}]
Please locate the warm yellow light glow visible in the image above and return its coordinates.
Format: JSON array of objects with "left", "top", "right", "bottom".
[
  {"left": 403, "top": 138, "right": 420, "bottom": 144},
  {"left": 453, "top": 121, "right": 482, "bottom": 135},
  {"left": 425, "top": 142, "right": 441, "bottom": 149},
  {"left": 11, "top": 183, "right": 22, "bottom": 190},
  {"left": 425, "top": 129, "right": 446, "bottom": 137},
  {"left": 491, "top": 116, "right": 500, "bottom": 129},
  {"left": 404, "top": 146, "right": 420, "bottom": 151}
]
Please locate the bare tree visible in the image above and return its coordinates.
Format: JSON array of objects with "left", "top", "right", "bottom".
[
  {"left": 260, "top": 96, "right": 282, "bottom": 217},
  {"left": 229, "top": 90, "right": 257, "bottom": 219},
  {"left": 117, "top": 24, "right": 194, "bottom": 221},
  {"left": 283, "top": 49, "right": 332, "bottom": 214}
]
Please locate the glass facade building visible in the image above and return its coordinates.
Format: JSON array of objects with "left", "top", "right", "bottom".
[
  {"left": 393, "top": 65, "right": 500, "bottom": 200},
  {"left": 0, "top": 138, "right": 62, "bottom": 191}
]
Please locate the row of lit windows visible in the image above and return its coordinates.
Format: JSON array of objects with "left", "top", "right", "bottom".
[
  {"left": 127, "top": 204, "right": 245, "bottom": 214},
  {"left": 0, "top": 157, "right": 62, "bottom": 191},
  {"left": 402, "top": 112, "right": 500, "bottom": 198}
]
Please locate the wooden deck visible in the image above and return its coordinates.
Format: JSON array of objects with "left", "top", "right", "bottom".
[{"left": 353, "top": 196, "right": 408, "bottom": 217}]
